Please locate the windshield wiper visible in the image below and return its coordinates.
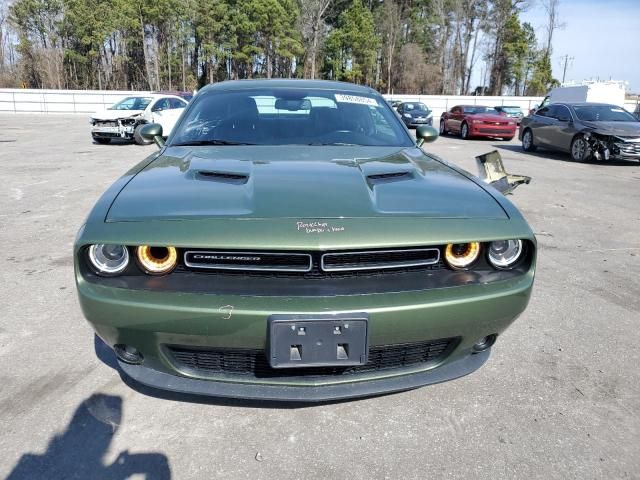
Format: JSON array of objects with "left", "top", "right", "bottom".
[{"left": 172, "top": 139, "right": 257, "bottom": 146}]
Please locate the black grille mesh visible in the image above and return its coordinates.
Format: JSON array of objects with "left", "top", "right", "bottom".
[
  {"left": 166, "top": 338, "right": 457, "bottom": 379},
  {"left": 322, "top": 249, "right": 439, "bottom": 271}
]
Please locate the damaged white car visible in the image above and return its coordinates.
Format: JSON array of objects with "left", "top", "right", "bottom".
[{"left": 90, "top": 94, "right": 188, "bottom": 145}]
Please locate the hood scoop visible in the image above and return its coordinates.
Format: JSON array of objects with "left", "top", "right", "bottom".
[
  {"left": 196, "top": 170, "right": 249, "bottom": 184},
  {"left": 187, "top": 156, "right": 251, "bottom": 185},
  {"left": 366, "top": 171, "right": 414, "bottom": 184},
  {"left": 358, "top": 156, "right": 417, "bottom": 187}
]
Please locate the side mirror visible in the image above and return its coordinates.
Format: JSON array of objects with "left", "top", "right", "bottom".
[
  {"left": 416, "top": 125, "right": 439, "bottom": 147},
  {"left": 140, "top": 123, "right": 165, "bottom": 148}
]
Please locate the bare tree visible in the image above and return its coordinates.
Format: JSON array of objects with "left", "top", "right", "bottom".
[
  {"left": 299, "top": 0, "right": 332, "bottom": 79},
  {"left": 542, "top": 0, "right": 564, "bottom": 57},
  {"left": 375, "top": 0, "right": 401, "bottom": 94}
]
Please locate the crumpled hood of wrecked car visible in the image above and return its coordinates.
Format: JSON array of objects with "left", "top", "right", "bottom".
[
  {"left": 581, "top": 121, "right": 640, "bottom": 137},
  {"left": 91, "top": 109, "right": 145, "bottom": 121},
  {"left": 105, "top": 145, "right": 508, "bottom": 222}
]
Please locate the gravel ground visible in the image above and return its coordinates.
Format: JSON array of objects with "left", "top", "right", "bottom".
[{"left": 0, "top": 114, "right": 639, "bottom": 480}]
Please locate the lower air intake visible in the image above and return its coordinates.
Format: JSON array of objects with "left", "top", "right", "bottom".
[{"left": 166, "top": 338, "right": 458, "bottom": 379}]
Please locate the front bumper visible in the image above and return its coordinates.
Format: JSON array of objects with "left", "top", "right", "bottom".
[
  {"left": 119, "top": 348, "right": 490, "bottom": 402},
  {"left": 405, "top": 118, "right": 433, "bottom": 127},
  {"left": 77, "top": 266, "right": 534, "bottom": 400},
  {"left": 91, "top": 121, "right": 135, "bottom": 139},
  {"left": 469, "top": 125, "right": 517, "bottom": 138}
]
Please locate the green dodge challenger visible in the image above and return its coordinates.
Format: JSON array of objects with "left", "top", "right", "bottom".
[{"left": 75, "top": 80, "right": 536, "bottom": 401}]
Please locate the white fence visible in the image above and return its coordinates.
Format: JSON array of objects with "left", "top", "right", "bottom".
[
  {"left": 0, "top": 89, "right": 152, "bottom": 114},
  {"left": 0, "top": 88, "right": 638, "bottom": 117}
]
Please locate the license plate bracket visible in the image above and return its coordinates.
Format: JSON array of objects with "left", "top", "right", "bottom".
[{"left": 268, "top": 313, "right": 368, "bottom": 368}]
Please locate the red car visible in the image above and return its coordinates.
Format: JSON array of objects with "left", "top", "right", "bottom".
[{"left": 440, "top": 105, "right": 517, "bottom": 140}]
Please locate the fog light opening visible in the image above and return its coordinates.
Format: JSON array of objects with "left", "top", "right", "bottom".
[
  {"left": 472, "top": 334, "right": 497, "bottom": 353},
  {"left": 114, "top": 344, "right": 144, "bottom": 364}
]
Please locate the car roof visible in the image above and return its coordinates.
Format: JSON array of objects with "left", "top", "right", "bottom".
[
  {"left": 200, "top": 79, "right": 378, "bottom": 94},
  {"left": 550, "top": 102, "right": 620, "bottom": 108},
  {"left": 495, "top": 105, "right": 521, "bottom": 108},
  {"left": 121, "top": 93, "right": 185, "bottom": 100},
  {"left": 457, "top": 105, "right": 490, "bottom": 109}
]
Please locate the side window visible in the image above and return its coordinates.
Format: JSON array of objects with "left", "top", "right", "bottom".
[
  {"left": 450, "top": 106, "right": 459, "bottom": 114},
  {"left": 397, "top": 104, "right": 403, "bottom": 113},
  {"left": 152, "top": 98, "right": 170, "bottom": 111},
  {"left": 170, "top": 98, "right": 187, "bottom": 109},
  {"left": 555, "top": 105, "right": 571, "bottom": 122},
  {"left": 546, "top": 105, "right": 560, "bottom": 119},
  {"left": 536, "top": 107, "right": 550, "bottom": 117}
]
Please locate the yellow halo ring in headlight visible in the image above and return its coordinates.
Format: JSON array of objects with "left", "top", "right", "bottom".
[
  {"left": 136, "top": 246, "right": 177, "bottom": 274},
  {"left": 444, "top": 242, "right": 480, "bottom": 269}
]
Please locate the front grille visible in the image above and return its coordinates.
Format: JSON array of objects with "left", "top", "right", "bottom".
[
  {"left": 183, "top": 247, "right": 444, "bottom": 275},
  {"left": 184, "top": 251, "right": 312, "bottom": 272},
  {"left": 478, "top": 128, "right": 513, "bottom": 134},
  {"left": 95, "top": 121, "right": 118, "bottom": 127},
  {"left": 166, "top": 338, "right": 457, "bottom": 379},
  {"left": 615, "top": 141, "right": 640, "bottom": 156},
  {"left": 321, "top": 248, "right": 440, "bottom": 272}
]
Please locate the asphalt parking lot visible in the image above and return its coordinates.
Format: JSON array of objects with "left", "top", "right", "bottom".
[{"left": 1, "top": 114, "right": 639, "bottom": 480}]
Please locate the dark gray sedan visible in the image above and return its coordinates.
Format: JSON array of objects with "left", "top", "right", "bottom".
[{"left": 519, "top": 102, "right": 640, "bottom": 162}]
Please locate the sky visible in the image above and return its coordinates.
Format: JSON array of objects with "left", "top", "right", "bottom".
[{"left": 519, "top": 0, "right": 640, "bottom": 93}]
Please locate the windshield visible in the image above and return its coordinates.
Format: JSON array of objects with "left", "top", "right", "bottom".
[
  {"left": 573, "top": 105, "right": 638, "bottom": 122},
  {"left": 170, "top": 88, "right": 413, "bottom": 147},
  {"left": 110, "top": 97, "right": 152, "bottom": 111},
  {"left": 499, "top": 107, "right": 522, "bottom": 114},
  {"left": 404, "top": 103, "right": 429, "bottom": 112},
  {"left": 463, "top": 106, "right": 498, "bottom": 114}
]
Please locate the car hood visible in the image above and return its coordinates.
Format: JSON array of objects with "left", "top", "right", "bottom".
[
  {"left": 581, "top": 121, "right": 640, "bottom": 137},
  {"left": 106, "top": 146, "right": 508, "bottom": 222},
  {"left": 91, "top": 109, "right": 145, "bottom": 121}
]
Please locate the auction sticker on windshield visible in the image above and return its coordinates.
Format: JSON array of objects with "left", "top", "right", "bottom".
[{"left": 335, "top": 94, "right": 378, "bottom": 106}]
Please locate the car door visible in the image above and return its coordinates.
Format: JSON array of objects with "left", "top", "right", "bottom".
[
  {"left": 448, "top": 106, "right": 462, "bottom": 133},
  {"left": 548, "top": 104, "right": 578, "bottom": 152},
  {"left": 529, "top": 106, "right": 557, "bottom": 147}
]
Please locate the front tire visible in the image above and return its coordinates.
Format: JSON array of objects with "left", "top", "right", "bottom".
[
  {"left": 439, "top": 119, "right": 446, "bottom": 136},
  {"left": 134, "top": 124, "right": 153, "bottom": 145},
  {"left": 522, "top": 129, "right": 537, "bottom": 152},
  {"left": 460, "top": 122, "right": 470, "bottom": 140},
  {"left": 570, "top": 135, "right": 591, "bottom": 162}
]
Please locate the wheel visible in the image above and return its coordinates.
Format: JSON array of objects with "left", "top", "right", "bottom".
[
  {"left": 521, "top": 129, "right": 537, "bottom": 152},
  {"left": 93, "top": 137, "right": 111, "bottom": 145},
  {"left": 570, "top": 135, "right": 591, "bottom": 162},
  {"left": 460, "top": 122, "right": 470, "bottom": 140},
  {"left": 439, "top": 119, "right": 446, "bottom": 135},
  {"left": 133, "top": 124, "right": 153, "bottom": 145}
]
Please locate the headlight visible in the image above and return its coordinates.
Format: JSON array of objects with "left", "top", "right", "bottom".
[
  {"left": 403, "top": 113, "right": 412, "bottom": 118},
  {"left": 472, "top": 119, "right": 482, "bottom": 124},
  {"left": 136, "top": 246, "right": 178, "bottom": 275},
  {"left": 488, "top": 239, "right": 523, "bottom": 269},
  {"left": 508, "top": 121, "right": 516, "bottom": 125},
  {"left": 88, "top": 244, "right": 129, "bottom": 275},
  {"left": 444, "top": 242, "right": 480, "bottom": 269}
]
